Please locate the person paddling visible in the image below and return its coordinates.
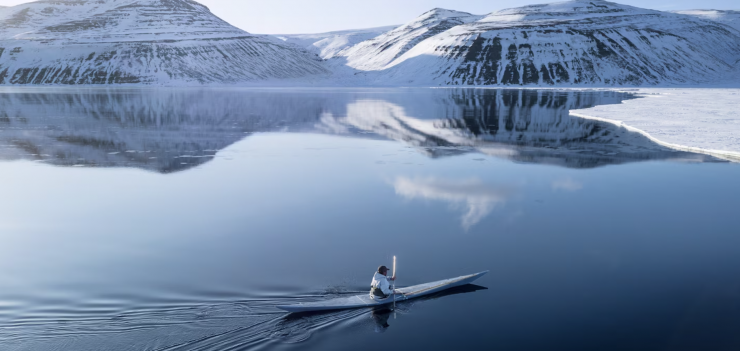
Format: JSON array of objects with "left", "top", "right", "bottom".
[{"left": 370, "top": 265, "right": 396, "bottom": 299}]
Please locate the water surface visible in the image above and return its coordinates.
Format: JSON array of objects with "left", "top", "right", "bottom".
[{"left": 1, "top": 88, "right": 738, "bottom": 351}]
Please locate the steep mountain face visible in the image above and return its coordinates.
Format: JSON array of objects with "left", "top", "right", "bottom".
[
  {"left": 275, "top": 26, "right": 397, "bottom": 60},
  {"left": 0, "top": 0, "right": 328, "bottom": 84},
  {"left": 673, "top": 10, "right": 740, "bottom": 32},
  {"left": 340, "top": 9, "right": 483, "bottom": 71},
  {"left": 336, "top": 0, "right": 740, "bottom": 86}
]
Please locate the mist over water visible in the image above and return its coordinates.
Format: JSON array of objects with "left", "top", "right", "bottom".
[{"left": 1, "top": 88, "right": 738, "bottom": 351}]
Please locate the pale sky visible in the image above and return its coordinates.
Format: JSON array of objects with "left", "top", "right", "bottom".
[{"left": 0, "top": 0, "right": 737, "bottom": 34}]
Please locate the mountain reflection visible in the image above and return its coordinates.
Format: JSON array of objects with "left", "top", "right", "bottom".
[
  {"left": 0, "top": 88, "right": 719, "bottom": 172},
  {"left": 0, "top": 88, "right": 332, "bottom": 173},
  {"left": 322, "top": 90, "right": 720, "bottom": 167}
]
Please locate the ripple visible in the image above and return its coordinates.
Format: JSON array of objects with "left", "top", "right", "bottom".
[{"left": 0, "top": 286, "right": 476, "bottom": 351}]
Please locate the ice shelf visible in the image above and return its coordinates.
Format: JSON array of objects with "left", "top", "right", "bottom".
[{"left": 570, "top": 88, "right": 740, "bottom": 161}]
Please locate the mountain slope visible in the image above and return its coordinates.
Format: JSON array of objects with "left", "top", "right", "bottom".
[
  {"left": 340, "top": 8, "right": 483, "bottom": 71},
  {"left": 275, "top": 25, "right": 397, "bottom": 60},
  {"left": 0, "top": 0, "right": 328, "bottom": 84},
  {"left": 673, "top": 10, "right": 740, "bottom": 32},
  {"left": 337, "top": 0, "right": 740, "bottom": 86}
]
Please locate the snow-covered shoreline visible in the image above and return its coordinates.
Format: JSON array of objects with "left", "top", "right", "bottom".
[{"left": 570, "top": 88, "right": 740, "bottom": 162}]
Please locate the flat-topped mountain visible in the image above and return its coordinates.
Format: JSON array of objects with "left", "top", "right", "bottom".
[
  {"left": 0, "top": 0, "right": 242, "bottom": 41},
  {"left": 0, "top": 0, "right": 328, "bottom": 84}
]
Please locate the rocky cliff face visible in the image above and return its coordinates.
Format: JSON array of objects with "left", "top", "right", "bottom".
[
  {"left": 336, "top": 0, "right": 740, "bottom": 86},
  {"left": 0, "top": 0, "right": 328, "bottom": 84}
]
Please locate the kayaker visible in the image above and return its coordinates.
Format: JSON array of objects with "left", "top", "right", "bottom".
[{"left": 370, "top": 265, "right": 396, "bottom": 299}]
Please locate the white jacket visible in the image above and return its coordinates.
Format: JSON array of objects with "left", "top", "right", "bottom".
[{"left": 370, "top": 272, "right": 393, "bottom": 297}]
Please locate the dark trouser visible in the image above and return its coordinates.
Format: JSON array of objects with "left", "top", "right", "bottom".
[{"left": 370, "top": 287, "right": 388, "bottom": 299}]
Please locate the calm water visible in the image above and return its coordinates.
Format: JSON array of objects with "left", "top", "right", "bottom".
[{"left": 1, "top": 88, "right": 739, "bottom": 351}]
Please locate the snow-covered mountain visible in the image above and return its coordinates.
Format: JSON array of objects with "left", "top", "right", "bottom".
[
  {"left": 334, "top": 0, "right": 740, "bottom": 86},
  {"left": 275, "top": 26, "right": 397, "bottom": 60},
  {"left": 673, "top": 10, "right": 740, "bottom": 32},
  {"left": 339, "top": 9, "right": 483, "bottom": 71},
  {"left": 0, "top": 0, "right": 328, "bottom": 84},
  {"left": 0, "top": 0, "right": 738, "bottom": 86}
]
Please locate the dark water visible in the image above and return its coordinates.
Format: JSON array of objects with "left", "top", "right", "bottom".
[{"left": 1, "top": 88, "right": 739, "bottom": 351}]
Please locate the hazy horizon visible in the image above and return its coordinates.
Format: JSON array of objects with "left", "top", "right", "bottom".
[{"left": 0, "top": 0, "right": 737, "bottom": 34}]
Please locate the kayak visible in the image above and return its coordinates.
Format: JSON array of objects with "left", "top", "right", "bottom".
[{"left": 276, "top": 271, "right": 488, "bottom": 313}]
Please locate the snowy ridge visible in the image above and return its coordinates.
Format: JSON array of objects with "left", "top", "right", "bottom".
[
  {"left": 674, "top": 10, "right": 740, "bottom": 32},
  {"left": 275, "top": 26, "right": 397, "bottom": 60},
  {"left": 339, "top": 8, "right": 483, "bottom": 71},
  {"left": 0, "top": 0, "right": 328, "bottom": 84},
  {"left": 0, "top": 0, "right": 243, "bottom": 41}
]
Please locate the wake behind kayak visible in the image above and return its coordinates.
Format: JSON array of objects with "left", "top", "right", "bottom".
[{"left": 276, "top": 271, "right": 488, "bottom": 313}]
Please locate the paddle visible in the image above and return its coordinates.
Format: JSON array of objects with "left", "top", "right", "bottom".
[{"left": 393, "top": 255, "right": 396, "bottom": 312}]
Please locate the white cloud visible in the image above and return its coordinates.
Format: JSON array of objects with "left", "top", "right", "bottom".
[{"left": 393, "top": 177, "right": 514, "bottom": 230}]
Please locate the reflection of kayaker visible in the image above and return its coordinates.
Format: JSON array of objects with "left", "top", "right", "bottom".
[
  {"left": 372, "top": 308, "right": 392, "bottom": 333},
  {"left": 369, "top": 265, "right": 397, "bottom": 299}
]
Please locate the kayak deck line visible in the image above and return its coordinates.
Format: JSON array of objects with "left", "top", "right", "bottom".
[
  {"left": 354, "top": 295, "right": 371, "bottom": 306},
  {"left": 276, "top": 271, "right": 488, "bottom": 313},
  {"left": 400, "top": 273, "right": 478, "bottom": 297}
]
